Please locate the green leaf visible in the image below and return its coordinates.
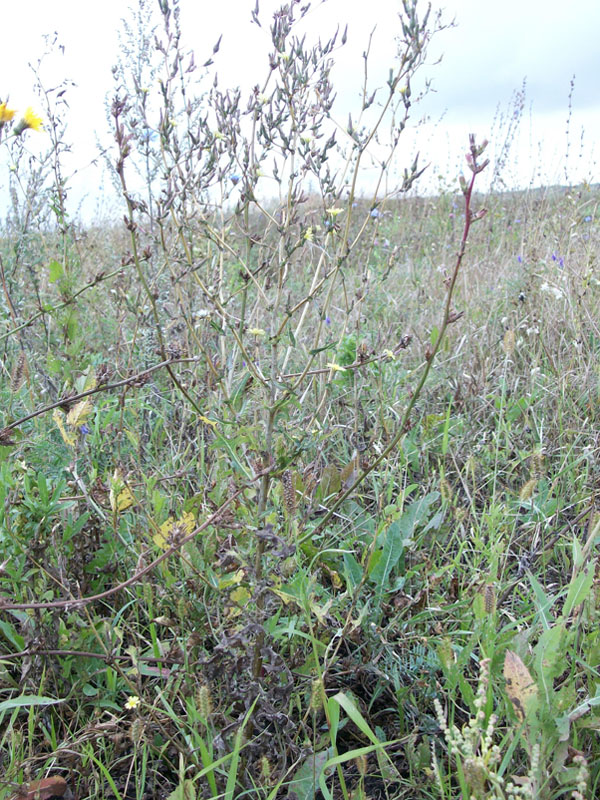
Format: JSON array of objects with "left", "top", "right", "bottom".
[
  {"left": 309, "top": 342, "right": 336, "bottom": 355},
  {"left": 167, "top": 780, "right": 196, "bottom": 800},
  {"left": 287, "top": 748, "right": 334, "bottom": 800},
  {"left": 343, "top": 552, "right": 363, "bottom": 589},
  {"left": 369, "top": 519, "right": 404, "bottom": 588},
  {"left": 0, "top": 619, "right": 25, "bottom": 651},
  {"left": 48, "top": 259, "right": 64, "bottom": 283},
  {"left": 0, "top": 695, "right": 64, "bottom": 713},
  {"left": 563, "top": 561, "right": 595, "bottom": 618},
  {"left": 369, "top": 492, "right": 438, "bottom": 590}
]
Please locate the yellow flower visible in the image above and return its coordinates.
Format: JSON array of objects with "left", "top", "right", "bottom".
[
  {"left": 326, "top": 207, "right": 344, "bottom": 217},
  {"left": 248, "top": 328, "right": 265, "bottom": 337},
  {"left": 326, "top": 362, "right": 346, "bottom": 372},
  {"left": 0, "top": 103, "right": 16, "bottom": 123},
  {"left": 125, "top": 695, "right": 141, "bottom": 710},
  {"left": 14, "top": 107, "right": 43, "bottom": 135}
]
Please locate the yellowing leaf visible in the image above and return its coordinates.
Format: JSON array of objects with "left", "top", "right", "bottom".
[
  {"left": 504, "top": 650, "right": 538, "bottom": 722},
  {"left": 153, "top": 517, "right": 174, "bottom": 549},
  {"left": 271, "top": 587, "right": 301, "bottom": 607},
  {"left": 110, "top": 486, "right": 134, "bottom": 513},
  {"left": 227, "top": 586, "right": 251, "bottom": 616},
  {"left": 109, "top": 469, "right": 135, "bottom": 513},
  {"left": 218, "top": 568, "right": 245, "bottom": 590},
  {"left": 67, "top": 398, "right": 93, "bottom": 428},
  {"left": 153, "top": 511, "right": 196, "bottom": 549},
  {"left": 52, "top": 409, "right": 76, "bottom": 447}
]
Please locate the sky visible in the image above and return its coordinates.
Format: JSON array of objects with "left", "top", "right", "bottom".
[{"left": 1, "top": 0, "right": 599, "bottom": 220}]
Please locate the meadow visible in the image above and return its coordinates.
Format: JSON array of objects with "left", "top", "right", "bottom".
[{"left": 1, "top": 1, "right": 600, "bottom": 798}]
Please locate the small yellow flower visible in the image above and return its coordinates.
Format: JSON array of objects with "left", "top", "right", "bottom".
[
  {"left": 14, "top": 107, "right": 43, "bottom": 135},
  {"left": 383, "top": 349, "right": 395, "bottom": 360},
  {"left": 248, "top": 328, "right": 265, "bottom": 337},
  {"left": 304, "top": 227, "right": 314, "bottom": 242},
  {"left": 326, "top": 207, "right": 344, "bottom": 217},
  {"left": 125, "top": 695, "right": 141, "bottom": 710},
  {"left": 0, "top": 103, "right": 16, "bottom": 123},
  {"left": 326, "top": 362, "right": 346, "bottom": 372}
]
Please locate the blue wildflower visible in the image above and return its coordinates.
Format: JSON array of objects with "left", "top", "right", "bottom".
[
  {"left": 517, "top": 255, "right": 523, "bottom": 263},
  {"left": 80, "top": 424, "right": 91, "bottom": 436},
  {"left": 325, "top": 316, "right": 331, "bottom": 325},
  {"left": 584, "top": 215, "right": 592, "bottom": 222},
  {"left": 230, "top": 173, "right": 241, "bottom": 185},
  {"left": 370, "top": 208, "right": 380, "bottom": 219}
]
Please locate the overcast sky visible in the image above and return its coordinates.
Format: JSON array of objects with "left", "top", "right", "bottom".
[{"left": 2, "top": 0, "right": 599, "bottom": 219}]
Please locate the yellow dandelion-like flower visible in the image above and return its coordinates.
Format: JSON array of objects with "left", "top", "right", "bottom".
[
  {"left": 248, "top": 328, "right": 266, "bottom": 337},
  {"left": 14, "top": 107, "right": 43, "bottom": 135},
  {"left": 125, "top": 695, "right": 141, "bottom": 710},
  {"left": 326, "top": 207, "right": 344, "bottom": 217},
  {"left": 326, "top": 362, "right": 346, "bottom": 372},
  {"left": 0, "top": 103, "right": 16, "bottom": 123},
  {"left": 304, "top": 227, "right": 314, "bottom": 241}
]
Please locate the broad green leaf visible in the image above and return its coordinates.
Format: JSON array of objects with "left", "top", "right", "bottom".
[
  {"left": 343, "top": 552, "right": 363, "bottom": 589},
  {"left": 368, "top": 518, "right": 404, "bottom": 588},
  {"left": 370, "top": 492, "right": 438, "bottom": 589},
  {"left": 0, "top": 695, "right": 64, "bottom": 713},
  {"left": 167, "top": 780, "right": 196, "bottom": 800},
  {"left": 534, "top": 622, "right": 568, "bottom": 685},
  {"left": 48, "top": 259, "right": 64, "bottom": 283},
  {"left": 287, "top": 748, "right": 334, "bottom": 800},
  {"left": 563, "top": 562, "right": 595, "bottom": 618}
]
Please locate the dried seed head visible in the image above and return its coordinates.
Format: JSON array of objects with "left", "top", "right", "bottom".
[
  {"left": 195, "top": 683, "right": 213, "bottom": 720},
  {"left": 530, "top": 450, "right": 545, "bottom": 479},
  {"left": 282, "top": 470, "right": 296, "bottom": 518},
  {"left": 502, "top": 329, "right": 515, "bottom": 356},
  {"left": 130, "top": 718, "right": 145, "bottom": 745},
  {"left": 483, "top": 583, "right": 496, "bottom": 615},
  {"left": 310, "top": 677, "right": 324, "bottom": 713},
  {"left": 519, "top": 478, "right": 537, "bottom": 502},
  {"left": 11, "top": 351, "right": 28, "bottom": 393},
  {"left": 354, "top": 753, "right": 368, "bottom": 776},
  {"left": 440, "top": 477, "right": 452, "bottom": 502}
]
